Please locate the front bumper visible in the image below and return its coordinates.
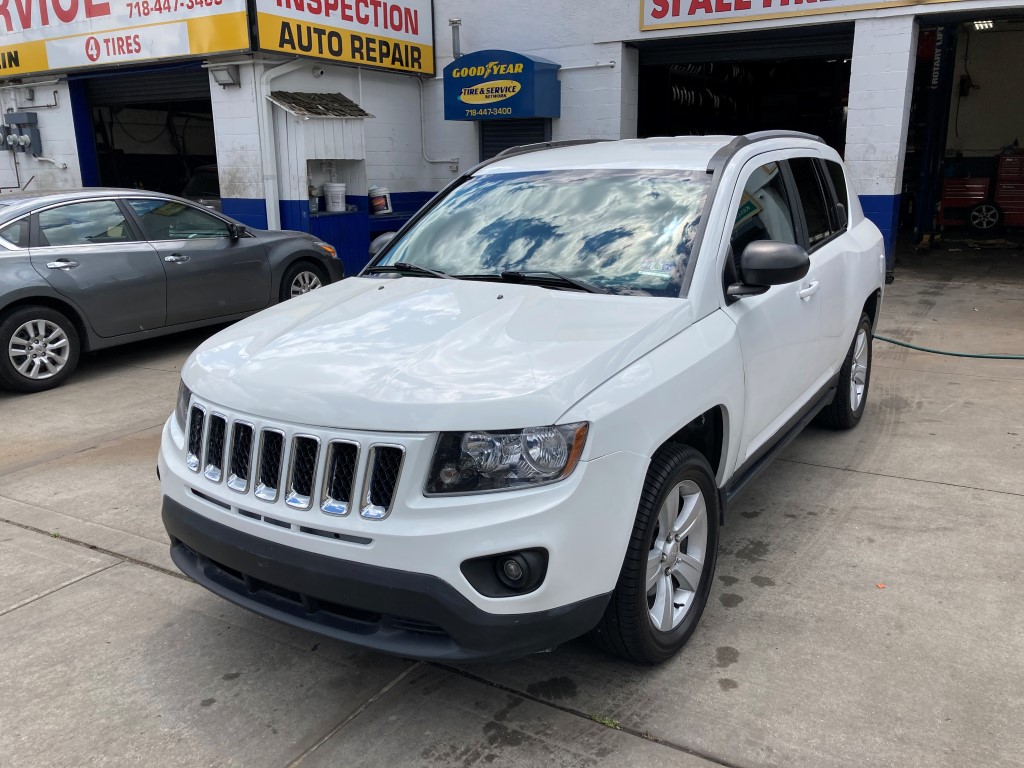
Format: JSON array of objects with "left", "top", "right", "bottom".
[{"left": 164, "top": 495, "right": 610, "bottom": 662}]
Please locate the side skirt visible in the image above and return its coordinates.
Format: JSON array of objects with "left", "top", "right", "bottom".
[{"left": 719, "top": 373, "right": 841, "bottom": 516}]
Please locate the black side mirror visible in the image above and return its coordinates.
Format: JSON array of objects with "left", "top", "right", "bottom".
[
  {"left": 228, "top": 223, "right": 247, "bottom": 241},
  {"left": 727, "top": 240, "right": 810, "bottom": 298},
  {"left": 835, "top": 202, "right": 848, "bottom": 227}
]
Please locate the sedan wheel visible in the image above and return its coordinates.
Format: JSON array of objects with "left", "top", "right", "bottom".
[
  {"left": 0, "top": 306, "right": 81, "bottom": 393},
  {"left": 290, "top": 270, "right": 323, "bottom": 297}
]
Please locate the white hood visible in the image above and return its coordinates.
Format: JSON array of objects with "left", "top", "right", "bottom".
[{"left": 184, "top": 276, "right": 694, "bottom": 432}]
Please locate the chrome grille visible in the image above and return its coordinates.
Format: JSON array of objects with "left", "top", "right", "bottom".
[
  {"left": 186, "top": 405, "right": 205, "bottom": 472},
  {"left": 321, "top": 441, "right": 358, "bottom": 516},
  {"left": 183, "top": 405, "right": 408, "bottom": 522},
  {"left": 362, "top": 446, "right": 404, "bottom": 520},
  {"left": 255, "top": 429, "right": 285, "bottom": 502},
  {"left": 204, "top": 415, "right": 227, "bottom": 482},
  {"left": 227, "top": 423, "right": 254, "bottom": 493},
  {"left": 286, "top": 436, "right": 320, "bottom": 510}
]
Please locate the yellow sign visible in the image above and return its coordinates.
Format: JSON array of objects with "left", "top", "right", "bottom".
[
  {"left": 256, "top": 0, "right": 434, "bottom": 76},
  {"left": 459, "top": 80, "right": 522, "bottom": 105}
]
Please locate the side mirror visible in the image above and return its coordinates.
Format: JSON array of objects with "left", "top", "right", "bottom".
[
  {"left": 835, "top": 202, "right": 848, "bottom": 227},
  {"left": 369, "top": 231, "right": 397, "bottom": 257},
  {"left": 228, "top": 223, "right": 247, "bottom": 241},
  {"left": 727, "top": 240, "right": 810, "bottom": 298}
]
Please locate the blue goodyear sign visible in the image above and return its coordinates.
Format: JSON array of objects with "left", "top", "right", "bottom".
[{"left": 443, "top": 49, "right": 561, "bottom": 121}]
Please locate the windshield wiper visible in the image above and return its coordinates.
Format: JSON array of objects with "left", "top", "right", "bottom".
[
  {"left": 498, "top": 270, "right": 607, "bottom": 294},
  {"left": 366, "top": 263, "right": 456, "bottom": 280}
]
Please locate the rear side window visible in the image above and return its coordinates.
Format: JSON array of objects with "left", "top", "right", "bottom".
[
  {"left": 825, "top": 160, "right": 850, "bottom": 229},
  {"left": 37, "top": 201, "right": 135, "bottom": 247},
  {"left": 788, "top": 158, "right": 833, "bottom": 248},
  {"left": 731, "top": 161, "right": 798, "bottom": 256},
  {"left": 0, "top": 219, "right": 30, "bottom": 248}
]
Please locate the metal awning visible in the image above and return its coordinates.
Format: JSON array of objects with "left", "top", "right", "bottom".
[{"left": 268, "top": 91, "right": 373, "bottom": 119}]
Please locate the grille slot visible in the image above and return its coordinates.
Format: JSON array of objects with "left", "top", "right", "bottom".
[
  {"left": 204, "top": 414, "right": 227, "bottom": 482},
  {"left": 321, "top": 441, "right": 359, "bottom": 516},
  {"left": 186, "top": 405, "right": 205, "bottom": 472},
  {"left": 362, "top": 445, "right": 404, "bottom": 520},
  {"left": 227, "top": 422, "right": 255, "bottom": 493},
  {"left": 286, "top": 436, "right": 320, "bottom": 510},
  {"left": 255, "top": 429, "right": 285, "bottom": 502}
]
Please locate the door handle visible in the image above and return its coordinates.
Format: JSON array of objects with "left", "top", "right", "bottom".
[
  {"left": 797, "top": 280, "right": 820, "bottom": 300},
  {"left": 46, "top": 259, "right": 79, "bottom": 270},
  {"left": 164, "top": 253, "right": 190, "bottom": 264}
]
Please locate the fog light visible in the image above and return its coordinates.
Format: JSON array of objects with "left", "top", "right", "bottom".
[{"left": 502, "top": 558, "right": 524, "bottom": 582}]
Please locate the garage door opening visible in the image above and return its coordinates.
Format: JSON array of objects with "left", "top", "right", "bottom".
[
  {"left": 904, "top": 16, "right": 1024, "bottom": 248},
  {"left": 77, "top": 66, "right": 217, "bottom": 201},
  {"left": 636, "top": 24, "right": 854, "bottom": 152}
]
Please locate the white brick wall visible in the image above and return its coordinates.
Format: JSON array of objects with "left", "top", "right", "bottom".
[
  {"left": 209, "top": 62, "right": 266, "bottom": 201},
  {"left": 0, "top": 82, "right": 82, "bottom": 194},
  {"left": 844, "top": 16, "right": 918, "bottom": 198}
]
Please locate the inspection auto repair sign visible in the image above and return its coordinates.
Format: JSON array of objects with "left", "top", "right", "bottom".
[
  {"left": 0, "top": 0, "right": 248, "bottom": 75},
  {"left": 643, "top": 0, "right": 967, "bottom": 29},
  {"left": 256, "top": 0, "right": 434, "bottom": 75}
]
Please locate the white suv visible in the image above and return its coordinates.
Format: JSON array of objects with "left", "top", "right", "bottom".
[{"left": 159, "top": 133, "right": 885, "bottom": 664}]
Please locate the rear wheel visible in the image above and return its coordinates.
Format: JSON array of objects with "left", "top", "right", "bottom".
[
  {"left": 590, "top": 445, "right": 719, "bottom": 664},
  {"left": 817, "top": 312, "right": 872, "bottom": 429},
  {"left": 0, "top": 305, "right": 81, "bottom": 393},
  {"left": 281, "top": 262, "right": 327, "bottom": 301}
]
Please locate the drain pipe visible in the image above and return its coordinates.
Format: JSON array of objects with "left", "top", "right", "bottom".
[{"left": 256, "top": 58, "right": 304, "bottom": 229}]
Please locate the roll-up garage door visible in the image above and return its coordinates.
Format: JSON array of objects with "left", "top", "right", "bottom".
[
  {"left": 480, "top": 119, "right": 552, "bottom": 161},
  {"left": 85, "top": 66, "right": 212, "bottom": 106}
]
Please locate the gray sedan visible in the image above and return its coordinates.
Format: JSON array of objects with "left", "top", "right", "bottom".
[{"left": 0, "top": 189, "right": 344, "bottom": 393}]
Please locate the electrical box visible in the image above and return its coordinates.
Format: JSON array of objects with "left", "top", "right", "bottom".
[{"left": 3, "top": 112, "right": 42, "bottom": 155}]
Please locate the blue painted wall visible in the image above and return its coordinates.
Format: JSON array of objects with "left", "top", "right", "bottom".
[
  {"left": 221, "top": 198, "right": 268, "bottom": 230},
  {"left": 68, "top": 80, "right": 99, "bottom": 187},
  {"left": 859, "top": 194, "right": 900, "bottom": 271}
]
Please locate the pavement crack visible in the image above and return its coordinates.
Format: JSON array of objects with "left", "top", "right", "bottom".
[
  {"left": 0, "top": 560, "right": 123, "bottom": 617},
  {"left": 0, "top": 516, "right": 187, "bottom": 580},
  {"left": 287, "top": 662, "right": 423, "bottom": 767},
  {"left": 778, "top": 458, "right": 1024, "bottom": 498},
  {"left": 433, "top": 663, "right": 754, "bottom": 768}
]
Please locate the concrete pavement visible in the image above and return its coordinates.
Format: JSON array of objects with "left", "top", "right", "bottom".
[{"left": 1, "top": 249, "right": 1021, "bottom": 767}]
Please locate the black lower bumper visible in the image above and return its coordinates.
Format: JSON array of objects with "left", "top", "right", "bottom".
[{"left": 162, "top": 496, "right": 609, "bottom": 662}]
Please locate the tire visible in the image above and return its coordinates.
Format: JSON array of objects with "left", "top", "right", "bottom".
[
  {"left": 817, "top": 312, "right": 872, "bottom": 430},
  {"left": 590, "top": 445, "right": 720, "bottom": 664},
  {"left": 280, "top": 261, "right": 327, "bottom": 302},
  {"left": 969, "top": 203, "right": 1000, "bottom": 232},
  {"left": 0, "top": 305, "right": 81, "bottom": 393}
]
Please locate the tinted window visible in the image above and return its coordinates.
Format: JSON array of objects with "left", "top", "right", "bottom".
[
  {"left": 789, "top": 158, "right": 833, "bottom": 247},
  {"left": 380, "top": 170, "right": 711, "bottom": 297},
  {"left": 129, "top": 199, "right": 229, "bottom": 241},
  {"left": 0, "top": 218, "right": 30, "bottom": 248},
  {"left": 37, "top": 201, "right": 134, "bottom": 247},
  {"left": 825, "top": 160, "right": 849, "bottom": 228},
  {"left": 731, "top": 162, "right": 797, "bottom": 257}
]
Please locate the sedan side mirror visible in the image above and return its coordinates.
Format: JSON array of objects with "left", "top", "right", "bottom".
[
  {"left": 228, "top": 223, "right": 247, "bottom": 241},
  {"left": 727, "top": 240, "right": 810, "bottom": 298}
]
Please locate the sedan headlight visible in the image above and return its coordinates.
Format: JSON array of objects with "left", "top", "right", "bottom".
[
  {"left": 313, "top": 240, "right": 337, "bottom": 257},
  {"left": 174, "top": 380, "right": 192, "bottom": 432},
  {"left": 425, "top": 423, "right": 589, "bottom": 495}
]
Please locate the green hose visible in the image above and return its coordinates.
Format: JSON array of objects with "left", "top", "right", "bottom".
[{"left": 874, "top": 335, "right": 1024, "bottom": 360}]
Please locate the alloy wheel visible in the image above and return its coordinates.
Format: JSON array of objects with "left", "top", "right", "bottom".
[
  {"left": 8, "top": 319, "right": 70, "bottom": 380},
  {"left": 290, "top": 271, "right": 323, "bottom": 297},
  {"left": 647, "top": 479, "right": 708, "bottom": 632},
  {"left": 849, "top": 327, "right": 869, "bottom": 412},
  {"left": 970, "top": 204, "right": 999, "bottom": 230}
]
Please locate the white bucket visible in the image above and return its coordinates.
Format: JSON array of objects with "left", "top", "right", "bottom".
[
  {"left": 369, "top": 185, "right": 393, "bottom": 215},
  {"left": 323, "top": 183, "right": 347, "bottom": 212}
]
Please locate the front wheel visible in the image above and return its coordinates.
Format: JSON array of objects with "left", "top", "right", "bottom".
[
  {"left": 281, "top": 262, "right": 327, "bottom": 302},
  {"left": 817, "top": 312, "right": 872, "bottom": 429},
  {"left": 590, "top": 445, "right": 720, "bottom": 664},
  {"left": 0, "top": 305, "right": 81, "bottom": 393}
]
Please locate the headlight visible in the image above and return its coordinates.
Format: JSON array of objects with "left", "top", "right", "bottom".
[
  {"left": 425, "top": 423, "right": 589, "bottom": 495},
  {"left": 174, "top": 380, "right": 192, "bottom": 432},
  {"left": 313, "top": 240, "right": 337, "bottom": 257}
]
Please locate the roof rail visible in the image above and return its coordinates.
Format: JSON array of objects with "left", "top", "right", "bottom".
[
  {"left": 493, "top": 138, "right": 608, "bottom": 160},
  {"left": 706, "top": 130, "right": 825, "bottom": 173}
]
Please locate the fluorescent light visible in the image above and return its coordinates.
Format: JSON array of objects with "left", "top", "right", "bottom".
[{"left": 974, "top": 20, "right": 994, "bottom": 30}]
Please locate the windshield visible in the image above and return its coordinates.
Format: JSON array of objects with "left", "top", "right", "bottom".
[{"left": 377, "top": 169, "right": 710, "bottom": 297}]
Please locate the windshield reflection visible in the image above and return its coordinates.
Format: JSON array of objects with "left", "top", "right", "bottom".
[{"left": 379, "top": 169, "right": 710, "bottom": 297}]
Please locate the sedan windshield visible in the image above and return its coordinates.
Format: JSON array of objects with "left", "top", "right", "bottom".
[{"left": 377, "top": 169, "right": 710, "bottom": 297}]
